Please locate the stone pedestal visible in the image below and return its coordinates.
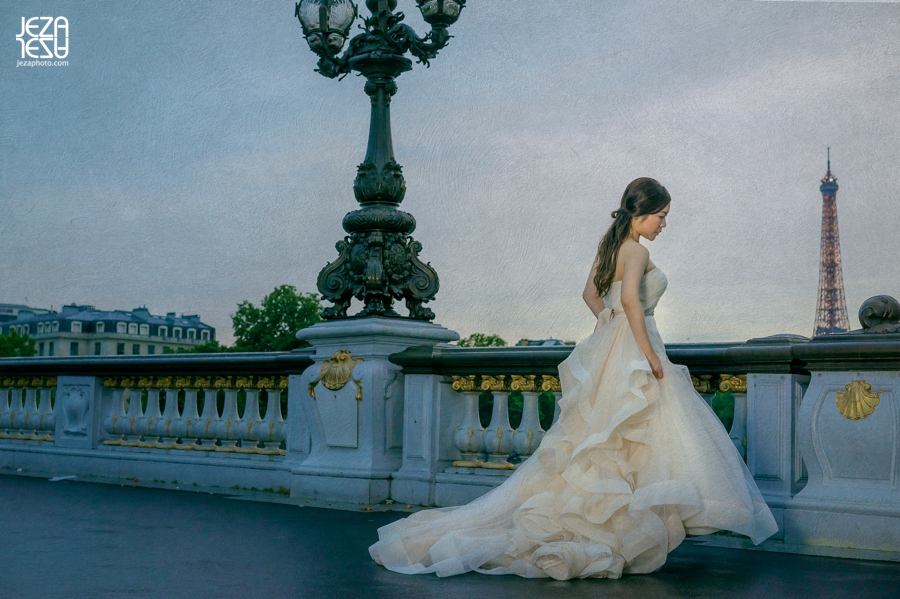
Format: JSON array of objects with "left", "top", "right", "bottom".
[
  {"left": 746, "top": 373, "right": 809, "bottom": 539},
  {"left": 747, "top": 373, "right": 810, "bottom": 502},
  {"left": 288, "top": 317, "right": 457, "bottom": 505},
  {"left": 54, "top": 376, "right": 104, "bottom": 449},
  {"left": 390, "top": 373, "right": 463, "bottom": 506},
  {"left": 788, "top": 370, "right": 900, "bottom": 553}
]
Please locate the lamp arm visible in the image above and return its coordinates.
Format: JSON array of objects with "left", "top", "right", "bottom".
[
  {"left": 401, "top": 24, "right": 451, "bottom": 67},
  {"left": 314, "top": 50, "right": 352, "bottom": 79},
  {"left": 365, "top": 10, "right": 453, "bottom": 68}
]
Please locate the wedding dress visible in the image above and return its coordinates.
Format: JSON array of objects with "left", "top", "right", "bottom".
[{"left": 369, "top": 267, "right": 777, "bottom": 579}]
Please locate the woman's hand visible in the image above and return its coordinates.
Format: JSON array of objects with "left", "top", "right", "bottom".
[{"left": 648, "top": 354, "right": 664, "bottom": 379}]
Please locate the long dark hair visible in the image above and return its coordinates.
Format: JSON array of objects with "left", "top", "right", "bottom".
[{"left": 593, "top": 177, "right": 671, "bottom": 298}]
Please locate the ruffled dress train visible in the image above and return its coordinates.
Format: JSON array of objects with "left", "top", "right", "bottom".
[{"left": 369, "top": 268, "right": 777, "bottom": 579}]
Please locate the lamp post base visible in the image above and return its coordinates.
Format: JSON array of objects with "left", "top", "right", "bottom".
[{"left": 287, "top": 316, "right": 459, "bottom": 504}]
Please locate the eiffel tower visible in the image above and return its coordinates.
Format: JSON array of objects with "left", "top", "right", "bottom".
[{"left": 813, "top": 148, "right": 850, "bottom": 336}]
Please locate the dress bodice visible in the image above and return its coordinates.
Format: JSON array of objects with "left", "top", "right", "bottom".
[{"left": 603, "top": 267, "right": 668, "bottom": 316}]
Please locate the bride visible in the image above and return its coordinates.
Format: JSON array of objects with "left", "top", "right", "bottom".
[{"left": 369, "top": 177, "right": 777, "bottom": 579}]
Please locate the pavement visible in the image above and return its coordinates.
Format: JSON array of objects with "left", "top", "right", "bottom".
[{"left": 1, "top": 474, "right": 898, "bottom": 599}]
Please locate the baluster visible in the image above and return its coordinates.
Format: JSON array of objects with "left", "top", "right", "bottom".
[
  {"left": 719, "top": 375, "right": 748, "bottom": 460},
  {"left": 123, "top": 387, "right": 144, "bottom": 445},
  {"left": 196, "top": 386, "right": 220, "bottom": 450},
  {"left": 36, "top": 379, "right": 55, "bottom": 439},
  {"left": 216, "top": 387, "right": 240, "bottom": 451},
  {"left": 0, "top": 379, "right": 11, "bottom": 438},
  {"left": 139, "top": 387, "right": 162, "bottom": 447},
  {"left": 154, "top": 382, "right": 180, "bottom": 449},
  {"left": 512, "top": 375, "right": 544, "bottom": 459},
  {"left": 451, "top": 375, "right": 484, "bottom": 468},
  {"left": 177, "top": 387, "right": 201, "bottom": 449},
  {"left": 9, "top": 381, "right": 26, "bottom": 439},
  {"left": 259, "top": 387, "right": 285, "bottom": 454},
  {"left": 104, "top": 384, "right": 127, "bottom": 445},
  {"left": 22, "top": 382, "right": 40, "bottom": 439},
  {"left": 238, "top": 387, "right": 261, "bottom": 453},
  {"left": 541, "top": 376, "right": 562, "bottom": 425},
  {"left": 482, "top": 376, "right": 515, "bottom": 469}
]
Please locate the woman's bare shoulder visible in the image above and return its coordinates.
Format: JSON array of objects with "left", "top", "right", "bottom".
[{"left": 619, "top": 239, "right": 649, "bottom": 259}]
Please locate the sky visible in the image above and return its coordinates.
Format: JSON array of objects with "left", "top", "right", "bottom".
[{"left": 2, "top": 0, "right": 899, "bottom": 346}]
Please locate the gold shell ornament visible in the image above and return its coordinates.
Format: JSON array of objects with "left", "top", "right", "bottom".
[
  {"left": 308, "top": 350, "right": 363, "bottom": 401},
  {"left": 836, "top": 380, "right": 882, "bottom": 420}
]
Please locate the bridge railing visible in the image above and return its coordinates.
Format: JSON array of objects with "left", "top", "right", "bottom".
[
  {"left": 2, "top": 331, "right": 899, "bottom": 560},
  {"left": 0, "top": 351, "right": 313, "bottom": 493},
  {"left": 387, "top": 341, "right": 768, "bottom": 506}
]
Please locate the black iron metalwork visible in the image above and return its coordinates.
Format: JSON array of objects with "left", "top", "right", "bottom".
[
  {"left": 294, "top": 0, "right": 466, "bottom": 320},
  {"left": 387, "top": 338, "right": 815, "bottom": 377}
]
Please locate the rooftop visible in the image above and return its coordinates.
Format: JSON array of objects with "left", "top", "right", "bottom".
[
  {"left": 2, "top": 474, "right": 898, "bottom": 599},
  {"left": 3, "top": 304, "right": 213, "bottom": 329}
]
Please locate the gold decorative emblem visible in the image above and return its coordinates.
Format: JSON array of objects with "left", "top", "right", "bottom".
[
  {"left": 308, "top": 350, "right": 363, "bottom": 401},
  {"left": 691, "top": 374, "right": 714, "bottom": 394},
  {"left": 540, "top": 375, "right": 561, "bottom": 393},
  {"left": 482, "top": 461, "right": 515, "bottom": 470},
  {"left": 836, "top": 380, "right": 883, "bottom": 420},
  {"left": 719, "top": 374, "right": 747, "bottom": 393},
  {"left": 510, "top": 375, "right": 537, "bottom": 392},
  {"left": 480, "top": 375, "right": 506, "bottom": 392},
  {"left": 451, "top": 375, "right": 477, "bottom": 392},
  {"left": 214, "top": 376, "right": 234, "bottom": 389}
]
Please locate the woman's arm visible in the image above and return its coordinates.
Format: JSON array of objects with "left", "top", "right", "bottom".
[
  {"left": 583, "top": 256, "right": 606, "bottom": 318},
  {"left": 619, "top": 242, "right": 664, "bottom": 379}
]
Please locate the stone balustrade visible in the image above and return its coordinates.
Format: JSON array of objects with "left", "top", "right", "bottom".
[
  {"left": 0, "top": 376, "right": 57, "bottom": 441},
  {"left": 101, "top": 375, "right": 286, "bottom": 455},
  {"left": 443, "top": 369, "right": 748, "bottom": 473},
  {"left": 0, "top": 351, "right": 313, "bottom": 494},
  {"left": 448, "top": 374, "right": 560, "bottom": 469}
]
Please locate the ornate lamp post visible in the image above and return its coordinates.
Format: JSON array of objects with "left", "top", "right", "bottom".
[{"left": 294, "top": 0, "right": 466, "bottom": 321}]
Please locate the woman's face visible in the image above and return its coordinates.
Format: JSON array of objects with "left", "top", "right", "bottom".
[{"left": 632, "top": 204, "right": 670, "bottom": 241}]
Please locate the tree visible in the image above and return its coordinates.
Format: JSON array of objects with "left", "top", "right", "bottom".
[
  {"left": 457, "top": 333, "right": 507, "bottom": 347},
  {"left": 169, "top": 340, "right": 230, "bottom": 354},
  {"left": 231, "top": 285, "right": 322, "bottom": 352},
  {"left": 0, "top": 330, "right": 38, "bottom": 358}
]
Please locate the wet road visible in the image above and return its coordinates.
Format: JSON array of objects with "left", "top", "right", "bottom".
[{"left": 1, "top": 474, "right": 897, "bottom": 599}]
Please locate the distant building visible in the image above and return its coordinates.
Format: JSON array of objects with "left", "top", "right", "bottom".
[
  {"left": 516, "top": 338, "right": 575, "bottom": 347},
  {"left": 0, "top": 304, "right": 215, "bottom": 357},
  {"left": 0, "top": 303, "right": 53, "bottom": 324}
]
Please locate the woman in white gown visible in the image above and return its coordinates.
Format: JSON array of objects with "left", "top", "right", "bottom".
[{"left": 369, "top": 177, "right": 777, "bottom": 580}]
